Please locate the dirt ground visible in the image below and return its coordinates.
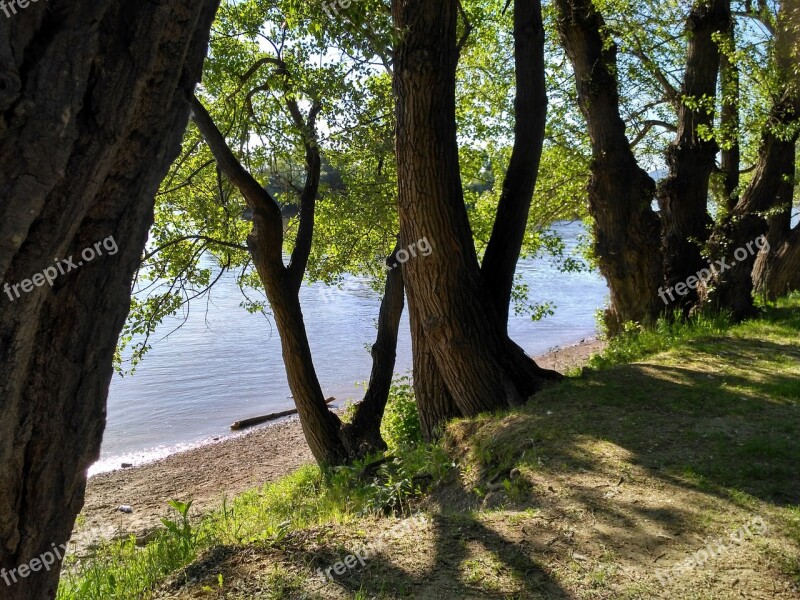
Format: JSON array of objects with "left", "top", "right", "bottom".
[{"left": 71, "top": 338, "right": 605, "bottom": 558}]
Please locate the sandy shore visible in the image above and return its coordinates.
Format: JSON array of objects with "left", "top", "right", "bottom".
[{"left": 71, "top": 337, "right": 604, "bottom": 555}]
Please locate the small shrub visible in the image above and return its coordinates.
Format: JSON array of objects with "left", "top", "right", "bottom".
[{"left": 381, "top": 376, "right": 423, "bottom": 449}]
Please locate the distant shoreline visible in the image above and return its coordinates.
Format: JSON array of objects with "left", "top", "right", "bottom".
[{"left": 71, "top": 336, "right": 604, "bottom": 556}]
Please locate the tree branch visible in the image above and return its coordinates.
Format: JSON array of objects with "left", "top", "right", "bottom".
[
  {"left": 630, "top": 43, "right": 681, "bottom": 108},
  {"left": 456, "top": 0, "right": 474, "bottom": 55},
  {"left": 287, "top": 99, "right": 323, "bottom": 290},
  {"left": 629, "top": 119, "right": 678, "bottom": 148},
  {"left": 142, "top": 234, "right": 249, "bottom": 262},
  {"left": 189, "top": 95, "right": 285, "bottom": 268}
]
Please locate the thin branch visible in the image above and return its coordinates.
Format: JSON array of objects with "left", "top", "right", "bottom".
[
  {"left": 630, "top": 119, "right": 677, "bottom": 147},
  {"left": 457, "top": 0, "right": 474, "bottom": 55},
  {"left": 158, "top": 159, "right": 216, "bottom": 196},
  {"left": 143, "top": 235, "right": 249, "bottom": 262},
  {"left": 630, "top": 43, "right": 680, "bottom": 107}
]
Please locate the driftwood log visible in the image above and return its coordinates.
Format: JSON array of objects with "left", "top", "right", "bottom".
[{"left": 230, "top": 397, "right": 336, "bottom": 430}]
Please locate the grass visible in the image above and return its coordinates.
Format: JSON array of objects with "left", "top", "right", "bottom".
[
  {"left": 59, "top": 293, "right": 800, "bottom": 599},
  {"left": 57, "top": 443, "right": 450, "bottom": 600}
]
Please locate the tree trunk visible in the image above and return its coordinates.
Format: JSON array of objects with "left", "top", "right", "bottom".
[
  {"left": 409, "top": 295, "right": 462, "bottom": 442},
  {"left": 555, "top": 0, "right": 663, "bottom": 333},
  {"left": 657, "top": 0, "right": 731, "bottom": 313},
  {"left": 340, "top": 250, "right": 406, "bottom": 455},
  {"left": 720, "top": 21, "right": 740, "bottom": 209},
  {"left": 704, "top": 109, "right": 798, "bottom": 318},
  {"left": 0, "top": 2, "right": 220, "bottom": 597},
  {"left": 391, "top": 0, "right": 560, "bottom": 421},
  {"left": 481, "top": 0, "right": 548, "bottom": 329},
  {"left": 753, "top": 229, "right": 800, "bottom": 301}
]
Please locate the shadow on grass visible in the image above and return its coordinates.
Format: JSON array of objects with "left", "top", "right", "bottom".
[{"left": 301, "top": 511, "right": 571, "bottom": 599}]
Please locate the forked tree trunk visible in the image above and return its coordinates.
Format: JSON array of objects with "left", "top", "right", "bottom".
[
  {"left": 407, "top": 0, "right": 554, "bottom": 438},
  {"left": 0, "top": 2, "right": 220, "bottom": 597},
  {"left": 391, "top": 0, "right": 560, "bottom": 422},
  {"left": 555, "top": 0, "right": 664, "bottom": 333},
  {"left": 657, "top": 0, "right": 730, "bottom": 313},
  {"left": 191, "top": 96, "right": 402, "bottom": 464}
]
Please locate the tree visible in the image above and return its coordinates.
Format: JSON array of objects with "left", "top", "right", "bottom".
[
  {"left": 118, "top": 0, "right": 408, "bottom": 464},
  {"left": 391, "top": 0, "right": 562, "bottom": 427},
  {"left": 704, "top": 0, "right": 800, "bottom": 318},
  {"left": 658, "top": 0, "right": 731, "bottom": 313},
  {"left": 0, "top": 1, "right": 219, "bottom": 597},
  {"left": 554, "top": 0, "right": 664, "bottom": 333},
  {"left": 190, "top": 85, "right": 405, "bottom": 463}
]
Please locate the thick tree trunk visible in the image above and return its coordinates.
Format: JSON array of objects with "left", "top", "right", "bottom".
[
  {"left": 555, "top": 0, "right": 663, "bottom": 333},
  {"left": 753, "top": 229, "right": 800, "bottom": 300},
  {"left": 752, "top": 144, "right": 798, "bottom": 300},
  {"left": 0, "top": 2, "right": 220, "bottom": 598},
  {"left": 409, "top": 296, "right": 462, "bottom": 442},
  {"left": 657, "top": 0, "right": 730, "bottom": 313},
  {"left": 481, "top": 0, "right": 547, "bottom": 329},
  {"left": 391, "top": 0, "right": 560, "bottom": 421}
]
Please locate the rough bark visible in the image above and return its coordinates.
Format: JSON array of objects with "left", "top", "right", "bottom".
[
  {"left": 391, "top": 0, "right": 561, "bottom": 422},
  {"left": 657, "top": 0, "right": 731, "bottom": 313},
  {"left": 409, "top": 295, "right": 461, "bottom": 442},
  {"left": 555, "top": 0, "right": 664, "bottom": 333},
  {"left": 753, "top": 229, "right": 800, "bottom": 300},
  {"left": 481, "top": 0, "right": 548, "bottom": 329},
  {"left": 752, "top": 144, "right": 799, "bottom": 300},
  {"left": 0, "top": 2, "right": 220, "bottom": 597},
  {"left": 704, "top": 105, "right": 799, "bottom": 318},
  {"left": 191, "top": 95, "right": 401, "bottom": 464}
]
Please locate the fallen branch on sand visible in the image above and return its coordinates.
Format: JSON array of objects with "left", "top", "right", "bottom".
[{"left": 230, "top": 397, "right": 336, "bottom": 430}]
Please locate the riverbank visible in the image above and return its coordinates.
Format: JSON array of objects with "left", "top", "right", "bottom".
[
  {"left": 71, "top": 337, "right": 604, "bottom": 556},
  {"left": 60, "top": 298, "right": 800, "bottom": 600}
]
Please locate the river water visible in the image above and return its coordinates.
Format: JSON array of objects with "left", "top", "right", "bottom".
[{"left": 92, "top": 221, "right": 608, "bottom": 475}]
